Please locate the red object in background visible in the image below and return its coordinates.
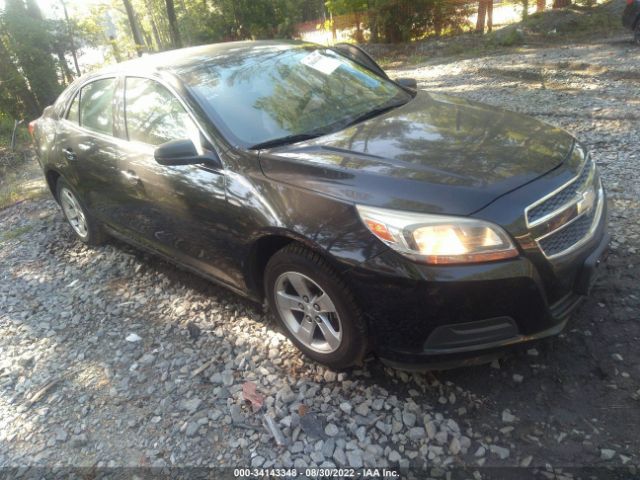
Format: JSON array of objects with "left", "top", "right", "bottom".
[
  {"left": 28, "top": 120, "right": 36, "bottom": 138},
  {"left": 628, "top": 0, "right": 634, "bottom": 5}
]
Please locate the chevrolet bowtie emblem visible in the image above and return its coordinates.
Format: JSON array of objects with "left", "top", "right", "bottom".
[{"left": 576, "top": 188, "right": 597, "bottom": 216}]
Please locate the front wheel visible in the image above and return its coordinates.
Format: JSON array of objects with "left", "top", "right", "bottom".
[
  {"left": 264, "top": 244, "right": 368, "bottom": 370},
  {"left": 56, "top": 178, "right": 106, "bottom": 245}
]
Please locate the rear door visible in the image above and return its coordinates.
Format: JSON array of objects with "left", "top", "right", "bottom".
[
  {"left": 115, "top": 76, "right": 238, "bottom": 287},
  {"left": 56, "top": 77, "right": 122, "bottom": 222}
]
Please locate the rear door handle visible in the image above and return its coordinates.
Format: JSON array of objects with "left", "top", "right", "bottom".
[
  {"left": 121, "top": 170, "right": 141, "bottom": 185},
  {"left": 62, "top": 148, "right": 77, "bottom": 161}
]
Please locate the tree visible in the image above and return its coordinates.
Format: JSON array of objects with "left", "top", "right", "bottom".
[
  {"left": 553, "top": 0, "right": 571, "bottom": 7},
  {"left": 122, "top": 0, "right": 145, "bottom": 56},
  {"left": 476, "top": 0, "right": 490, "bottom": 33},
  {"left": 1, "top": 0, "right": 62, "bottom": 113},
  {"left": 537, "top": 0, "right": 546, "bottom": 12},
  {"left": 165, "top": 0, "right": 182, "bottom": 48},
  {"left": 0, "top": 37, "right": 41, "bottom": 119},
  {"left": 60, "top": 0, "right": 81, "bottom": 77},
  {"left": 327, "top": 0, "right": 471, "bottom": 43}
]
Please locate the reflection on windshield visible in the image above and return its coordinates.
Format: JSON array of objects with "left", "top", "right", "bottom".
[{"left": 176, "top": 45, "right": 411, "bottom": 147}]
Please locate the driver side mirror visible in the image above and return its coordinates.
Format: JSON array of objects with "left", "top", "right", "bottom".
[
  {"left": 395, "top": 77, "right": 418, "bottom": 90},
  {"left": 154, "top": 139, "right": 222, "bottom": 170}
]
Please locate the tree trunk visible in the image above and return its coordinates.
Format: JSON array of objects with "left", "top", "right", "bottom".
[
  {"left": 537, "top": 0, "right": 546, "bottom": 12},
  {"left": 145, "top": 0, "right": 165, "bottom": 50},
  {"left": 354, "top": 12, "right": 364, "bottom": 43},
  {"left": 487, "top": 0, "right": 494, "bottom": 32},
  {"left": 150, "top": 16, "right": 163, "bottom": 50},
  {"left": 553, "top": 0, "right": 571, "bottom": 8},
  {"left": 476, "top": 0, "right": 487, "bottom": 33},
  {"left": 434, "top": 1, "right": 443, "bottom": 37},
  {"left": 177, "top": 0, "right": 192, "bottom": 45},
  {"left": 108, "top": 35, "right": 123, "bottom": 63},
  {"left": 56, "top": 49, "right": 74, "bottom": 84},
  {"left": 165, "top": 0, "right": 182, "bottom": 48},
  {"left": 330, "top": 11, "right": 337, "bottom": 41},
  {"left": 60, "top": 0, "right": 81, "bottom": 77},
  {"left": 122, "top": 0, "right": 145, "bottom": 56},
  {"left": 522, "top": 0, "right": 529, "bottom": 20},
  {"left": 367, "top": 0, "right": 379, "bottom": 42}
]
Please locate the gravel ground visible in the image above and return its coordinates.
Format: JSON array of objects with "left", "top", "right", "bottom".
[{"left": 1, "top": 37, "right": 639, "bottom": 477}]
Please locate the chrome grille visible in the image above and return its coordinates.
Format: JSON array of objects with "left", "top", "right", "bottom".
[
  {"left": 527, "top": 158, "right": 592, "bottom": 224},
  {"left": 538, "top": 207, "right": 596, "bottom": 257},
  {"left": 525, "top": 149, "right": 603, "bottom": 260}
]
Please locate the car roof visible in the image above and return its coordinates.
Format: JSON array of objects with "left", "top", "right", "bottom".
[{"left": 94, "top": 39, "right": 311, "bottom": 78}]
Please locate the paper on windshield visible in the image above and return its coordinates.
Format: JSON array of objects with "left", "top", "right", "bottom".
[{"left": 300, "top": 51, "right": 341, "bottom": 75}]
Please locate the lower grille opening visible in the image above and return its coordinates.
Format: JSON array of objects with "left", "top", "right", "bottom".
[
  {"left": 424, "top": 317, "right": 519, "bottom": 353},
  {"left": 538, "top": 208, "right": 596, "bottom": 257}
]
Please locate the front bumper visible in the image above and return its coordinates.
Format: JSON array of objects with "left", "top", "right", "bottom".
[{"left": 344, "top": 201, "right": 609, "bottom": 369}]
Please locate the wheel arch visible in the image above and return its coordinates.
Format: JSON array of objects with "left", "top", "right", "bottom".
[
  {"left": 45, "top": 169, "right": 62, "bottom": 202},
  {"left": 243, "top": 230, "right": 348, "bottom": 301}
]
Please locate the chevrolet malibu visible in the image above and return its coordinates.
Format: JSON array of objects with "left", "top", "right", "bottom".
[{"left": 31, "top": 40, "right": 609, "bottom": 370}]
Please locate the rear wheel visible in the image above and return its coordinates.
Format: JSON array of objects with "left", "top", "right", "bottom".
[
  {"left": 56, "top": 178, "right": 106, "bottom": 245},
  {"left": 264, "top": 244, "right": 367, "bottom": 370}
]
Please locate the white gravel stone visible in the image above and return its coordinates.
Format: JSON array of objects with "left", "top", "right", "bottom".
[
  {"left": 601, "top": 449, "right": 616, "bottom": 460},
  {"left": 339, "top": 402, "right": 352, "bottom": 415},
  {"left": 502, "top": 410, "right": 517, "bottom": 423},
  {"left": 490, "top": 445, "right": 510, "bottom": 460},
  {"left": 325, "top": 423, "right": 339, "bottom": 437}
]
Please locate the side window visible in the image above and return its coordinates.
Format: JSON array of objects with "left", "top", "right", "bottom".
[
  {"left": 80, "top": 78, "right": 116, "bottom": 135},
  {"left": 125, "top": 77, "right": 196, "bottom": 146},
  {"left": 66, "top": 92, "right": 80, "bottom": 124}
]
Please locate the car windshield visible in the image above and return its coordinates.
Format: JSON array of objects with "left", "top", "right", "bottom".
[{"left": 175, "top": 44, "right": 412, "bottom": 148}]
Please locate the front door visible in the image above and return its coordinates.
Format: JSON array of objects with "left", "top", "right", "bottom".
[{"left": 114, "top": 76, "right": 239, "bottom": 288}]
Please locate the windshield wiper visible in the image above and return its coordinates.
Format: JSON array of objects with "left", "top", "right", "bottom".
[
  {"left": 249, "top": 133, "right": 324, "bottom": 150},
  {"left": 342, "top": 100, "right": 408, "bottom": 129}
]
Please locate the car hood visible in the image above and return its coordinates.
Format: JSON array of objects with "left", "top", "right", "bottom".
[{"left": 259, "top": 91, "right": 575, "bottom": 216}]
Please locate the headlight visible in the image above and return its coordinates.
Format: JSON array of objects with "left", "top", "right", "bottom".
[{"left": 356, "top": 205, "right": 518, "bottom": 265}]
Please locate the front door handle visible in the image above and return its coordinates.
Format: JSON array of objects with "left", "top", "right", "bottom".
[
  {"left": 62, "top": 148, "right": 77, "bottom": 161},
  {"left": 121, "top": 170, "right": 140, "bottom": 185}
]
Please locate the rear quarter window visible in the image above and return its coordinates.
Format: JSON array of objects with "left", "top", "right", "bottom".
[
  {"left": 79, "top": 78, "right": 116, "bottom": 135},
  {"left": 66, "top": 92, "right": 80, "bottom": 123}
]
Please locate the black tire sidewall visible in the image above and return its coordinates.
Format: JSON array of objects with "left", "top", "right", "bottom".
[
  {"left": 56, "top": 178, "right": 102, "bottom": 245},
  {"left": 265, "top": 247, "right": 367, "bottom": 369}
]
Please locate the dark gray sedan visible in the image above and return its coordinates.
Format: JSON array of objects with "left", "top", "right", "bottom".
[{"left": 31, "top": 41, "right": 608, "bottom": 369}]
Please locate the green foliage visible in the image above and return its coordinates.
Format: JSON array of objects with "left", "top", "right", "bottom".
[
  {"left": 0, "top": 0, "right": 63, "bottom": 119},
  {"left": 326, "top": 0, "right": 473, "bottom": 43},
  {"left": 487, "top": 26, "right": 526, "bottom": 46}
]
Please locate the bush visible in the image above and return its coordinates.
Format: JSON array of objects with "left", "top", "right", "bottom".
[
  {"left": 0, "top": 115, "right": 30, "bottom": 149},
  {"left": 487, "top": 27, "right": 526, "bottom": 46}
]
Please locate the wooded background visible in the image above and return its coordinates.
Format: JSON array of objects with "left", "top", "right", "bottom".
[{"left": 0, "top": 0, "right": 600, "bottom": 127}]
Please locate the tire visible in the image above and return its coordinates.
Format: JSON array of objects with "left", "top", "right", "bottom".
[
  {"left": 264, "top": 243, "right": 368, "bottom": 370},
  {"left": 56, "top": 177, "right": 106, "bottom": 246}
]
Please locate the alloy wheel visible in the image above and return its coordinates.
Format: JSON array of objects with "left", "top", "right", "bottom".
[
  {"left": 60, "top": 187, "right": 88, "bottom": 238},
  {"left": 274, "top": 271, "right": 343, "bottom": 353}
]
